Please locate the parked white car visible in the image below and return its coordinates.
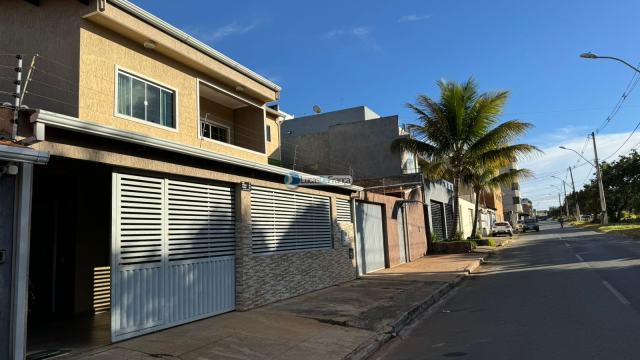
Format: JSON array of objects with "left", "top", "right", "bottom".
[{"left": 492, "top": 222, "right": 514, "bottom": 237}]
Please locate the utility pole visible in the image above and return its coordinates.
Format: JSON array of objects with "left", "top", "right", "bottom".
[
  {"left": 563, "top": 181, "right": 570, "bottom": 219},
  {"left": 558, "top": 193, "right": 563, "bottom": 218},
  {"left": 11, "top": 54, "right": 23, "bottom": 140},
  {"left": 592, "top": 132, "right": 608, "bottom": 224},
  {"left": 569, "top": 167, "right": 581, "bottom": 220}
]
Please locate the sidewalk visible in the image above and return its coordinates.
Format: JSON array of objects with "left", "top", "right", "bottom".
[{"left": 64, "top": 252, "right": 496, "bottom": 360}]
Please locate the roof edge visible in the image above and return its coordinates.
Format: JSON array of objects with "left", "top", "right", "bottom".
[{"left": 108, "top": 0, "right": 282, "bottom": 92}]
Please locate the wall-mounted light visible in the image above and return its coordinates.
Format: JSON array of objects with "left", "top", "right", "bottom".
[
  {"left": 144, "top": 40, "right": 156, "bottom": 49},
  {"left": 287, "top": 131, "right": 292, "bottom": 134},
  {"left": 235, "top": 85, "right": 244, "bottom": 92}
]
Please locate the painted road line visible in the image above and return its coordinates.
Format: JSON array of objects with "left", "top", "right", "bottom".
[
  {"left": 565, "top": 242, "right": 570, "bottom": 247},
  {"left": 602, "top": 281, "right": 631, "bottom": 305},
  {"left": 556, "top": 234, "right": 563, "bottom": 240},
  {"left": 575, "top": 254, "right": 585, "bottom": 262}
]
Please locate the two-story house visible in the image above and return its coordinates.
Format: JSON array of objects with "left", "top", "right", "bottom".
[{"left": 0, "top": 1, "right": 362, "bottom": 358}]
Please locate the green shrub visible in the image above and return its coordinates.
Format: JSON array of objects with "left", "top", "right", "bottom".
[
  {"left": 473, "top": 238, "right": 496, "bottom": 246},
  {"left": 431, "top": 231, "right": 441, "bottom": 242},
  {"left": 454, "top": 230, "right": 465, "bottom": 241}
]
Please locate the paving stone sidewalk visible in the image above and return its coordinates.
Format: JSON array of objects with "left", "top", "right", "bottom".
[{"left": 63, "top": 251, "right": 495, "bottom": 360}]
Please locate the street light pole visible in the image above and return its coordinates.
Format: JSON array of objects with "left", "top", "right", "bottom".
[
  {"left": 559, "top": 143, "right": 607, "bottom": 225},
  {"left": 551, "top": 176, "right": 571, "bottom": 218},
  {"left": 591, "top": 132, "right": 608, "bottom": 224},
  {"left": 569, "top": 167, "right": 581, "bottom": 220}
]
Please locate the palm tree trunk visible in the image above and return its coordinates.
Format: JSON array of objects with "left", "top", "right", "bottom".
[
  {"left": 450, "top": 172, "right": 460, "bottom": 240},
  {"left": 472, "top": 189, "right": 480, "bottom": 239}
]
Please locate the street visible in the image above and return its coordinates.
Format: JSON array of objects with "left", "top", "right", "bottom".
[{"left": 371, "top": 221, "right": 640, "bottom": 360}]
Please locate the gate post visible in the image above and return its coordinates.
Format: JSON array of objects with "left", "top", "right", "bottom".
[{"left": 234, "top": 183, "right": 252, "bottom": 311}]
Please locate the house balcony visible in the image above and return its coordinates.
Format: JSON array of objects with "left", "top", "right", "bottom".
[{"left": 198, "top": 80, "right": 266, "bottom": 155}]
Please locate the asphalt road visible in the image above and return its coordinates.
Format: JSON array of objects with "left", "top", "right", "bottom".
[{"left": 370, "top": 221, "right": 640, "bottom": 360}]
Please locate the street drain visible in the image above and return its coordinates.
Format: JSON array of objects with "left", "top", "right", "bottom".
[{"left": 26, "top": 350, "right": 72, "bottom": 360}]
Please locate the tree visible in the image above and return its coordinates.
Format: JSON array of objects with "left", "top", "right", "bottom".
[
  {"left": 393, "top": 77, "right": 541, "bottom": 240},
  {"left": 463, "top": 165, "right": 534, "bottom": 238}
]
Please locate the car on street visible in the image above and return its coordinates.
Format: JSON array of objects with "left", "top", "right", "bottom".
[
  {"left": 515, "top": 220, "right": 524, "bottom": 231},
  {"left": 492, "top": 222, "right": 513, "bottom": 237},
  {"left": 523, "top": 218, "right": 540, "bottom": 232}
]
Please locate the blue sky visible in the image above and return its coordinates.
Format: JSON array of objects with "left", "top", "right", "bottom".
[{"left": 132, "top": 0, "right": 640, "bottom": 209}]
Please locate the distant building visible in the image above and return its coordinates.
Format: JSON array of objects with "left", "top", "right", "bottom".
[{"left": 500, "top": 161, "right": 525, "bottom": 223}]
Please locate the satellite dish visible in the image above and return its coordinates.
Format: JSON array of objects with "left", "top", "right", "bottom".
[{"left": 313, "top": 105, "right": 322, "bottom": 114}]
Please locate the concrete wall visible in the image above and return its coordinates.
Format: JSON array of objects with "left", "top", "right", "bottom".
[
  {"left": 404, "top": 188, "right": 428, "bottom": 261},
  {"left": 280, "top": 106, "right": 379, "bottom": 139},
  {"left": 233, "top": 106, "right": 265, "bottom": 153},
  {"left": 281, "top": 133, "right": 331, "bottom": 173},
  {"left": 281, "top": 116, "right": 403, "bottom": 179}
]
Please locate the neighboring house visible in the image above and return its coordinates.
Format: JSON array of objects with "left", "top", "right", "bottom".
[
  {"left": 0, "top": 1, "right": 362, "bottom": 358},
  {"left": 500, "top": 161, "right": 525, "bottom": 223},
  {"left": 280, "top": 106, "right": 418, "bottom": 179},
  {"left": 522, "top": 198, "right": 532, "bottom": 218}
]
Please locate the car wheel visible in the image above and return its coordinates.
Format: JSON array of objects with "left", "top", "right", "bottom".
[
  {"left": 523, "top": 229, "right": 526, "bottom": 233},
  {"left": 509, "top": 232, "right": 513, "bottom": 237},
  {"left": 536, "top": 229, "right": 540, "bottom": 232}
]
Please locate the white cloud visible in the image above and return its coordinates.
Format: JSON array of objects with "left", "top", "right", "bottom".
[
  {"left": 184, "top": 20, "right": 261, "bottom": 42},
  {"left": 322, "top": 27, "right": 380, "bottom": 50},
  {"left": 519, "top": 131, "right": 640, "bottom": 209},
  {"left": 399, "top": 14, "right": 430, "bottom": 23}
]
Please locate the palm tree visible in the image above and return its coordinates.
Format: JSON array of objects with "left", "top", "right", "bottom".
[
  {"left": 463, "top": 165, "right": 534, "bottom": 238},
  {"left": 393, "top": 77, "right": 541, "bottom": 240}
]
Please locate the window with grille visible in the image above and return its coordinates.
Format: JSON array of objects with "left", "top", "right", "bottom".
[
  {"left": 116, "top": 71, "right": 175, "bottom": 128},
  {"left": 251, "top": 187, "right": 332, "bottom": 255},
  {"left": 336, "top": 198, "right": 352, "bottom": 223}
]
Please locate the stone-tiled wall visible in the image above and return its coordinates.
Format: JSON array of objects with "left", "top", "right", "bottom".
[{"left": 236, "top": 195, "right": 357, "bottom": 311}]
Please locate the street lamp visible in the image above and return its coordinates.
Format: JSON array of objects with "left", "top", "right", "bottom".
[
  {"left": 560, "top": 143, "right": 607, "bottom": 224},
  {"left": 551, "top": 176, "right": 571, "bottom": 218},
  {"left": 580, "top": 53, "right": 640, "bottom": 74}
]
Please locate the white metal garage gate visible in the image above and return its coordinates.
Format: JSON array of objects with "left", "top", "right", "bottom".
[{"left": 111, "top": 173, "right": 236, "bottom": 341}]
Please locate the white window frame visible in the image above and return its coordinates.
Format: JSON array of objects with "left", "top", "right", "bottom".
[
  {"left": 200, "top": 118, "right": 230, "bottom": 144},
  {"left": 196, "top": 78, "right": 267, "bottom": 156},
  {"left": 114, "top": 65, "right": 179, "bottom": 133}
]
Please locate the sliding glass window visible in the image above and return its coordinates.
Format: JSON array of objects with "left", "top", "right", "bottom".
[{"left": 117, "top": 71, "right": 175, "bottom": 128}]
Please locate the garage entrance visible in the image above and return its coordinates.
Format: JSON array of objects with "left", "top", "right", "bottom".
[
  {"left": 27, "top": 157, "right": 112, "bottom": 356},
  {"left": 355, "top": 202, "right": 385, "bottom": 276},
  {"left": 112, "top": 173, "right": 236, "bottom": 341}
]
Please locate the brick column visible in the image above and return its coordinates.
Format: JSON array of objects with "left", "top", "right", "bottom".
[{"left": 234, "top": 183, "right": 252, "bottom": 311}]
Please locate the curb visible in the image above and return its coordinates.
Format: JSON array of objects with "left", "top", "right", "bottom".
[{"left": 344, "top": 252, "right": 493, "bottom": 360}]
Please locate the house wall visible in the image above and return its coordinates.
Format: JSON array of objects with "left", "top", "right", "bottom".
[
  {"left": 328, "top": 116, "right": 403, "bottom": 179},
  {"left": 361, "top": 190, "right": 427, "bottom": 269},
  {"left": 280, "top": 106, "right": 380, "bottom": 139},
  {"left": 77, "top": 22, "right": 268, "bottom": 163},
  {"left": 265, "top": 113, "right": 281, "bottom": 160},
  {"left": 405, "top": 188, "right": 428, "bottom": 260},
  {"left": 458, "top": 197, "right": 476, "bottom": 239},
  {"left": 199, "top": 97, "right": 235, "bottom": 144},
  {"left": 281, "top": 133, "right": 331, "bottom": 173},
  {"left": 233, "top": 106, "right": 265, "bottom": 154},
  {"left": 32, "top": 129, "right": 357, "bottom": 312},
  {"left": 0, "top": 0, "right": 93, "bottom": 118}
]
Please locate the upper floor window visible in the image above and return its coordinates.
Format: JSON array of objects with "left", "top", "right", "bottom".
[
  {"left": 201, "top": 121, "right": 229, "bottom": 143},
  {"left": 266, "top": 125, "right": 271, "bottom": 142},
  {"left": 512, "top": 183, "right": 520, "bottom": 191},
  {"left": 513, "top": 197, "right": 521, "bottom": 205},
  {"left": 116, "top": 71, "right": 176, "bottom": 129}
]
